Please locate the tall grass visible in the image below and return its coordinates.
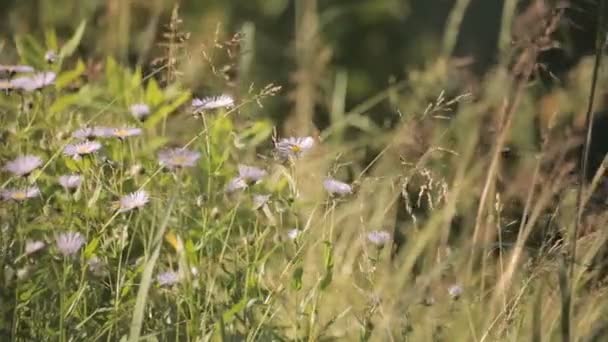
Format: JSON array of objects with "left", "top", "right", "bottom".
[{"left": 1, "top": 1, "right": 607, "bottom": 341}]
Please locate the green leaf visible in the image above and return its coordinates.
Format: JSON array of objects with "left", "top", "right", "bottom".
[
  {"left": 15, "top": 35, "right": 45, "bottom": 68},
  {"left": 50, "top": 93, "right": 82, "bottom": 115},
  {"left": 84, "top": 237, "right": 100, "bottom": 258},
  {"left": 60, "top": 20, "right": 87, "bottom": 58},
  {"left": 44, "top": 29, "right": 58, "bottom": 51},
  {"left": 144, "top": 91, "right": 191, "bottom": 129},
  {"left": 291, "top": 265, "right": 304, "bottom": 290},
  {"left": 145, "top": 79, "right": 164, "bottom": 107},
  {"left": 55, "top": 60, "right": 86, "bottom": 90},
  {"left": 222, "top": 296, "right": 248, "bottom": 322}
]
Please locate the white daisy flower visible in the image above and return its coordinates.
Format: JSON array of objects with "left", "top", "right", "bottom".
[
  {"left": 158, "top": 148, "right": 201, "bottom": 169},
  {"left": 10, "top": 71, "right": 56, "bottom": 91},
  {"left": 448, "top": 284, "right": 463, "bottom": 299},
  {"left": 110, "top": 127, "right": 142, "bottom": 139},
  {"left": 157, "top": 270, "right": 180, "bottom": 286},
  {"left": 323, "top": 178, "right": 352, "bottom": 196},
  {"left": 3, "top": 155, "right": 43, "bottom": 177},
  {"left": 366, "top": 230, "right": 392, "bottom": 247},
  {"left": 275, "top": 136, "right": 315, "bottom": 159},
  {"left": 225, "top": 177, "right": 248, "bottom": 193},
  {"left": 287, "top": 229, "right": 301, "bottom": 240},
  {"left": 238, "top": 164, "right": 267, "bottom": 183},
  {"left": 55, "top": 232, "right": 86, "bottom": 257},
  {"left": 45, "top": 51, "right": 58, "bottom": 64},
  {"left": 130, "top": 103, "right": 151, "bottom": 120},
  {"left": 0, "top": 65, "right": 34, "bottom": 75},
  {"left": 253, "top": 194, "right": 270, "bottom": 209},
  {"left": 118, "top": 190, "right": 149, "bottom": 212},
  {"left": 1, "top": 186, "right": 40, "bottom": 201},
  {"left": 24, "top": 240, "right": 46, "bottom": 255},
  {"left": 58, "top": 174, "right": 83, "bottom": 190},
  {"left": 191, "top": 94, "right": 234, "bottom": 112},
  {"left": 63, "top": 141, "right": 102, "bottom": 159}
]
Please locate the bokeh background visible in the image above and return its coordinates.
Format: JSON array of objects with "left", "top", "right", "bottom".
[{"left": 0, "top": 0, "right": 600, "bottom": 135}]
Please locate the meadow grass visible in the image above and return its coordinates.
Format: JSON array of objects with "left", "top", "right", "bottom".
[{"left": 1, "top": 2, "right": 608, "bottom": 342}]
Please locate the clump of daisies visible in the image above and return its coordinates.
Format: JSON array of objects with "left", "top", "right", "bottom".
[
  {"left": 118, "top": 190, "right": 149, "bottom": 213},
  {"left": 275, "top": 136, "right": 315, "bottom": 159},
  {"left": 55, "top": 232, "right": 86, "bottom": 257},
  {"left": 3, "top": 155, "right": 43, "bottom": 177},
  {"left": 158, "top": 148, "right": 201, "bottom": 170}
]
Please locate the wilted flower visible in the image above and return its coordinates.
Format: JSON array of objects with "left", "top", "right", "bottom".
[
  {"left": 253, "top": 194, "right": 270, "bottom": 209},
  {"left": 275, "top": 136, "right": 315, "bottom": 159},
  {"left": 55, "top": 232, "right": 86, "bottom": 257},
  {"left": 130, "top": 103, "right": 151, "bottom": 120},
  {"left": 118, "top": 190, "right": 149, "bottom": 212},
  {"left": 287, "top": 229, "right": 301, "bottom": 240},
  {"left": 157, "top": 270, "right": 180, "bottom": 286},
  {"left": 63, "top": 141, "right": 102, "bottom": 159},
  {"left": 10, "top": 71, "right": 56, "bottom": 91},
  {"left": 448, "top": 284, "right": 463, "bottom": 299},
  {"left": 225, "top": 177, "right": 248, "bottom": 193},
  {"left": 238, "top": 165, "right": 267, "bottom": 183},
  {"left": 3, "top": 155, "right": 43, "bottom": 177},
  {"left": 158, "top": 148, "right": 201, "bottom": 169},
  {"left": 24, "top": 240, "right": 46, "bottom": 255},
  {"left": 71, "top": 126, "right": 113, "bottom": 140},
  {"left": 58, "top": 174, "right": 83, "bottom": 190},
  {"left": 192, "top": 94, "right": 234, "bottom": 112},
  {"left": 0, "top": 65, "right": 34, "bottom": 75},
  {"left": 87, "top": 256, "right": 108, "bottom": 276},
  {"left": 1, "top": 186, "right": 40, "bottom": 201},
  {"left": 323, "top": 178, "right": 352, "bottom": 196},
  {"left": 45, "top": 51, "right": 58, "bottom": 64},
  {"left": 366, "top": 230, "right": 392, "bottom": 246},
  {"left": 110, "top": 127, "right": 142, "bottom": 140}
]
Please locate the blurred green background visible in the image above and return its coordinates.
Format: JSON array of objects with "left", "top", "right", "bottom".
[{"left": 0, "top": 0, "right": 598, "bottom": 132}]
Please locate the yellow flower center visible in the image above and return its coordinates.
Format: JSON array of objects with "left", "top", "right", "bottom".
[
  {"left": 289, "top": 145, "right": 301, "bottom": 153},
  {"left": 12, "top": 191, "right": 27, "bottom": 200},
  {"left": 171, "top": 156, "right": 188, "bottom": 165},
  {"left": 76, "top": 145, "right": 92, "bottom": 154},
  {"left": 114, "top": 129, "right": 129, "bottom": 137}
]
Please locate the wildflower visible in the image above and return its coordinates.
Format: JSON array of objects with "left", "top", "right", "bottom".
[
  {"left": 87, "top": 256, "right": 108, "bottom": 276},
  {"left": 191, "top": 94, "right": 234, "bottom": 112},
  {"left": 225, "top": 177, "right": 248, "bottom": 193},
  {"left": 3, "top": 155, "right": 43, "bottom": 177},
  {"left": 158, "top": 148, "right": 201, "bottom": 169},
  {"left": 448, "top": 284, "right": 463, "bottom": 300},
  {"left": 110, "top": 127, "right": 142, "bottom": 140},
  {"left": 253, "top": 194, "right": 270, "bottom": 209},
  {"left": 55, "top": 232, "right": 86, "bottom": 257},
  {"left": 58, "top": 174, "right": 83, "bottom": 190},
  {"left": 0, "top": 65, "right": 34, "bottom": 75},
  {"left": 118, "top": 190, "right": 149, "bottom": 212},
  {"left": 63, "top": 141, "right": 102, "bottom": 159},
  {"left": 323, "top": 178, "right": 352, "bottom": 196},
  {"left": 10, "top": 71, "right": 56, "bottom": 91},
  {"left": 1, "top": 186, "right": 40, "bottom": 201},
  {"left": 238, "top": 165, "right": 267, "bottom": 183},
  {"left": 275, "top": 136, "right": 315, "bottom": 159},
  {"left": 287, "top": 229, "right": 301, "bottom": 240},
  {"left": 157, "top": 270, "right": 180, "bottom": 286},
  {"left": 24, "top": 240, "right": 46, "bottom": 255},
  {"left": 366, "top": 230, "right": 392, "bottom": 247},
  {"left": 44, "top": 51, "right": 58, "bottom": 64},
  {"left": 130, "top": 103, "right": 151, "bottom": 121}
]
